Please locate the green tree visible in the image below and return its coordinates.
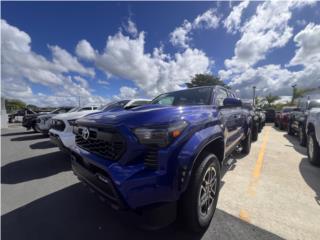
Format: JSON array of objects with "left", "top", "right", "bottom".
[
  {"left": 254, "top": 97, "right": 267, "bottom": 108},
  {"left": 291, "top": 87, "right": 315, "bottom": 104},
  {"left": 186, "top": 74, "right": 229, "bottom": 88},
  {"left": 26, "top": 104, "right": 38, "bottom": 111},
  {"left": 264, "top": 93, "right": 280, "bottom": 107},
  {"left": 5, "top": 99, "right": 26, "bottom": 113}
]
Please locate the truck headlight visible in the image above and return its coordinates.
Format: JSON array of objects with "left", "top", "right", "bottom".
[
  {"left": 134, "top": 120, "right": 188, "bottom": 147},
  {"left": 68, "top": 119, "right": 77, "bottom": 126}
]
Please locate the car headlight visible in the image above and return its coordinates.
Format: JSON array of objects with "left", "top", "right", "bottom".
[
  {"left": 68, "top": 119, "right": 77, "bottom": 126},
  {"left": 42, "top": 116, "right": 51, "bottom": 122},
  {"left": 134, "top": 120, "right": 188, "bottom": 147}
]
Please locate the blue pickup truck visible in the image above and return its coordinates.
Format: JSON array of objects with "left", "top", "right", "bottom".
[{"left": 70, "top": 86, "right": 252, "bottom": 232}]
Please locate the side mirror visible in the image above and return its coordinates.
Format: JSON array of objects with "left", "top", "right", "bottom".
[{"left": 221, "top": 98, "right": 242, "bottom": 108}]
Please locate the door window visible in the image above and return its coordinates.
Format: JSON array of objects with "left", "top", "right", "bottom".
[{"left": 215, "top": 89, "right": 228, "bottom": 107}]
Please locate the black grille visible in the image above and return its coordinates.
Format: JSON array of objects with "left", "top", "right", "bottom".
[
  {"left": 75, "top": 126, "right": 125, "bottom": 160},
  {"left": 144, "top": 145, "right": 159, "bottom": 169},
  {"left": 51, "top": 119, "right": 66, "bottom": 131}
]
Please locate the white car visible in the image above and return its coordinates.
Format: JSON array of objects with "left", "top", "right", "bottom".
[{"left": 49, "top": 99, "right": 150, "bottom": 152}]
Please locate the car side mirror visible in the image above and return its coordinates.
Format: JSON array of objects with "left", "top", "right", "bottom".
[{"left": 221, "top": 98, "right": 242, "bottom": 108}]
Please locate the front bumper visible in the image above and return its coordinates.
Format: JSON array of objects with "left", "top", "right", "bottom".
[
  {"left": 71, "top": 155, "right": 126, "bottom": 210},
  {"left": 70, "top": 147, "right": 180, "bottom": 210},
  {"left": 49, "top": 132, "right": 70, "bottom": 153}
]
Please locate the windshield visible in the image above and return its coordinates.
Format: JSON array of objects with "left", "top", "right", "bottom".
[
  {"left": 282, "top": 108, "right": 294, "bottom": 113},
  {"left": 151, "top": 88, "right": 212, "bottom": 106},
  {"left": 309, "top": 100, "right": 320, "bottom": 109},
  {"left": 100, "top": 100, "right": 130, "bottom": 111},
  {"left": 68, "top": 107, "right": 79, "bottom": 113}
]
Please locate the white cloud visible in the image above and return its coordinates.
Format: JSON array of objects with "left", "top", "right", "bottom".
[
  {"left": 170, "top": 20, "right": 192, "bottom": 48},
  {"left": 224, "top": 0, "right": 250, "bottom": 34},
  {"left": 124, "top": 19, "right": 138, "bottom": 37},
  {"left": 75, "top": 39, "right": 96, "bottom": 60},
  {"left": 113, "top": 86, "right": 139, "bottom": 100},
  {"left": 193, "top": 9, "right": 220, "bottom": 29},
  {"left": 170, "top": 8, "right": 220, "bottom": 48},
  {"left": 97, "top": 80, "right": 110, "bottom": 86},
  {"left": 220, "top": 1, "right": 318, "bottom": 98},
  {"left": 1, "top": 19, "right": 107, "bottom": 107},
  {"left": 49, "top": 45, "right": 95, "bottom": 77},
  {"left": 289, "top": 23, "right": 320, "bottom": 66},
  {"left": 79, "top": 30, "right": 211, "bottom": 97}
]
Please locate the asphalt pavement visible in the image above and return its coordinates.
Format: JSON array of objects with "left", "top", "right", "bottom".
[{"left": 1, "top": 125, "right": 320, "bottom": 240}]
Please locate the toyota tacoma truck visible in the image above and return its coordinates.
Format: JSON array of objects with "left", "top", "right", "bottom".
[
  {"left": 70, "top": 86, "right": 252, "bottom": 232},
  {"left": 49, "top": 99, "right": 150, "bottom": 153},
  {"left": 35, "top": 106, "right": 75, "bottom": 134},
  {"left": 306, "top": 107, "right": 320, "bottom": 166}
]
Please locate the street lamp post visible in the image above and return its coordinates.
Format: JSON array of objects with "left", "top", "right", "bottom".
[
  {"left": 252, "top": 86, "right": 256, "bottom": 106},
  {"left": 291, "top": 84, "right": 297, "bottom": 104}
]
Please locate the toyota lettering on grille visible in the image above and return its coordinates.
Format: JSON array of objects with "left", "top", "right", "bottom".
[{"left": 82, "top": 127, "right": 90, "bottom": 140}]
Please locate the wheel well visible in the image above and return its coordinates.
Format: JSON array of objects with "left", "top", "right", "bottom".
[
  {"left": 197, "top": 138, "right": 224, "bottom": 164},
  {"left": 307, "top": 123, "right": 315, "bottom": 134}
]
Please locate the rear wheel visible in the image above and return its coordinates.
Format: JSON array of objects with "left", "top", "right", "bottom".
[
  {"left": 299, "top": 125, "right": 306, "bottom": 146},
  {"left": 180, "top": 153, "right": 220, "bottom": 232},
  {"left": 307, "top": 132, "right": 320, "bottom": 166},
  {"left": 252, "top": 123, "right": 258, "bottom": 142},
  {"left": 287, "top": 122, "right": 294, "bottom": 136}
]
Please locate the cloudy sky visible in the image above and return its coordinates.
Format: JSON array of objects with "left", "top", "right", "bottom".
[{"left": 2, "top": 1, "right": 320, "bottom": 107}]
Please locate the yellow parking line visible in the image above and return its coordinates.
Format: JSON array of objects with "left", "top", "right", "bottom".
[
  {"left": 239, "top": 209, "right": 251, "bottom": 223},
  {"left": 247, "top": 128, "right": 271, "bottom": 196}
]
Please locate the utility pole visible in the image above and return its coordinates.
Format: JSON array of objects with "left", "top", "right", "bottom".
[
  {"left": 252, "top": 86, "right": 256, "bottom": 106},
  {"left": 291, "top": 84, "right": 297, "bottom": 105},
  {"left": 78, "top": 96, "right": 81, "bottom": 107}
]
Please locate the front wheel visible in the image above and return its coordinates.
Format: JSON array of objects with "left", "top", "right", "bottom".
[
  {"left": 241, "top": 130, "right": 252, "bottom": 155},
  {"left": 32, "top": 125, "right": 41, "bottom": 133},
  {"left": 299, "top": 125, "right": 307, "bottom": 146},
  {"left": 307, "top": 132, "right": 320, "bottom": 166},
  {"left": 180, "top": 153, "right": 220, "bottom": 232}
]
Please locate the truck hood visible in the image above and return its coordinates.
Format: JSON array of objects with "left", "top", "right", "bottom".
[
  {"left": 77, "top": 104, "right": 216, "bottom": 128},
  {"left": 24, "top": 112, "right": 46, "bottom": 119},
  {"left": 52, "top": 110, "right": 100, "bottom": 120}
]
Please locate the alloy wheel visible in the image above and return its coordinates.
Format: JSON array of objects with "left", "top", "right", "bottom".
[
  {"left": 198, "top": 166, "right": 217, "bottom": 217},
  {"left": 308, "top": 136, "right": 314, "bottom": 159}
]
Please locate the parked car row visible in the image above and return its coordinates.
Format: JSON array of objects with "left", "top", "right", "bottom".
[
  {"left": 274, "top": 96, "right": 320, "bottom": 166},
  {"left": 18, "top": 86, "right": 264, "bottom": 232}
]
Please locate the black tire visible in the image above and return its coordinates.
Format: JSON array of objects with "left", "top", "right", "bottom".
[
  {"left": 299, "top": 125, "right": 307, "bottom": 146},
  {"left": 274, "top": 121, "right": 278, "bottom": 128},
  {"left": 280, "top": 123, "right": 284, "bottom": 130},
  {"left": 252, "top": 123, "right": 258, "bottom": 142},
  {"left": 307, "top": 132, "right": 320, "bottom": 166},
  {"left": 32, "top": 125, "right": 40, "bottom": 133},
  {"left": 287, "top": 122, "right": 294, "bottom": 136},
  {"left": 241, "top": 130, "right": 251, "bottom": 154},
  {"left": 180, "top": 153, "right": 220, "bottom": 232}
]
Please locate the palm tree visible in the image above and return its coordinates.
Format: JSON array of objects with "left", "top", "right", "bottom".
[{"left": 265, "top": 93, "right": 280, "bottom": 107}]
